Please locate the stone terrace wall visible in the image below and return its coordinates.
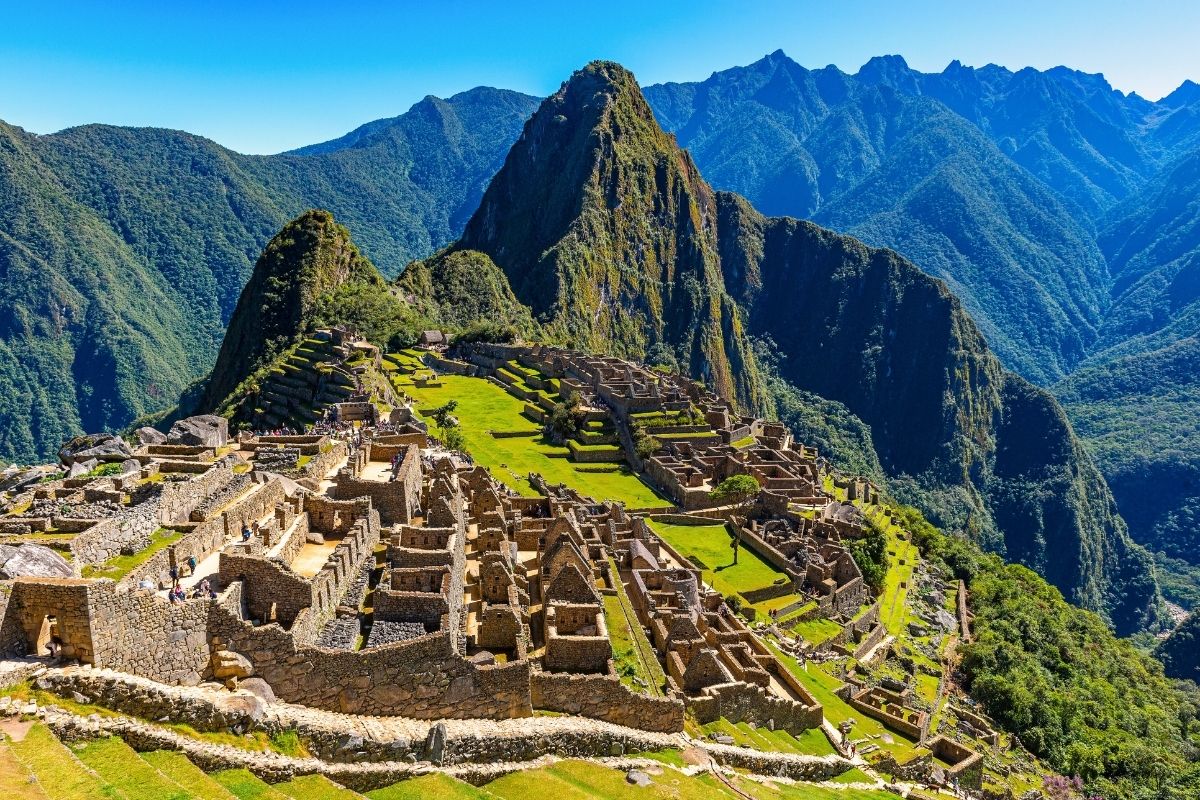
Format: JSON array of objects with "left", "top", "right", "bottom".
[
  {"left": 69, "top": 496, "right": 161, "bottom": 566},
  {"left": 530, "top": 671, "right": 684, "bottom": 733},
  {"left": 690, "top": 680, "right": 823, "bottom": 736},
  {"left": 210, "top": 609, "right": 533, "bottom": 720}
]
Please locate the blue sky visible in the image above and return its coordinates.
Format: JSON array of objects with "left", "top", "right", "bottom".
[{"left": 1, "top": 0, "right": 1197, "bottom": 154}]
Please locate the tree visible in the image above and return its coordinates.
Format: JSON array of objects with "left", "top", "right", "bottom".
[
  {"left": 430, "top": 399, "right": 458, "bottom": 431},
  {"left": 442, "top": 426, "right": 466, "bottom": 452},
  {"left": 710, "top": 474, "right": 761, "bottom": 565},
  {"left": 709, "top": 474, "right": 760, "bottom": 507}
]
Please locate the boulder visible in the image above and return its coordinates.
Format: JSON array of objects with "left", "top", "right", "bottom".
[
  {"left": 626, "top": 770, "right": 652, "bottom": 787},
  {"left": 934, "top": 609, "right": 958, "bottom": 632},
  {"left": 135, "top": 427, "right": 167, "bottom": 445},
  {"left": 58, "top": 434, "right": 133, "bottom": 466},
  {"left": 168, "top": 415, "right": 228, "bottom": 448},
  {"left": 217, "top": 692, "right": 265, "bottom": 725},
  {"left": 0, "top": 544, "right": 74, "bottom": 579},
  {"left": 427, "top": 722, "right": 448, "bottom": 766},
  {"left": 238, "top": 677, "right": 276, "bottom": 704},
  {"left": 120, "top": 459, "right": 141, "bottom": 476},
  {"left": 67, "top": 460, "right": 94, "bottom": 478},
  {"left": 211, "top": 649, "right": 254, "bottom": 680}
]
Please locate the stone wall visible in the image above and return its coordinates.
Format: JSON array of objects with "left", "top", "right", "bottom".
[
  {"left": 334, "top": 445, "right": 421, "bottom": 525},
  {"left": 69, "top": 496, "right": 161, "bottom": 567},
  {"left": 689, "top": 680, "right": 823, "bottom": 736},
  {"left": 87, "top": 582, "right": 213, "bottom": 684},
  {"left": 210, "top": 608, "right": 533, "bottom": 720},
  {"left": 158, "top": 460, "right": 238, "bottom": 525},
  {"left": 529, "top": 671, "right": 684, "bottom": 733},
  {"left": 0, "top": 579, "right": 103, "bottom": 662}
]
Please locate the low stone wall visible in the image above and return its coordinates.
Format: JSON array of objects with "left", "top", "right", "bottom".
[
  {"left": 851, "top": 623, "right": 888, "bottom": 661},
  {"left": 211, "top": 608, "right": 533, "bottom": 720},
  {"left": 424, "top": 353, "right": 477, "bottom": 376},
  {"left": 529, "top": 671, "right": 684, "bottom": 733},
  {"left": 690, "top": 680, "right": 823, "bottom": 736}
]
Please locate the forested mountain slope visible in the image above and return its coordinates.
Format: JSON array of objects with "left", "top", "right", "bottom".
[{"left": 0, "top": 88, "right": 537, "bottom": 463}]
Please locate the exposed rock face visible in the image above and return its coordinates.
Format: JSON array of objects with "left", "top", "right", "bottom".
[
  {"left": 0, "top": 544, "right": 73, "bottom": 579},
  {"left": 58, "top": 433, "right": 132, "bottom": 466},
  {"left": 134, "top": 426, "right": 167, "bottom": 445},
  {"left": 168, "top": 415, "right": 229, "bottom": 448}
]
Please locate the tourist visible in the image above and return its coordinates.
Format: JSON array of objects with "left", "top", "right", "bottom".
[
  {"left": 187, "top": 555, "right": 198, "bottom": 576},
  {"left": 241, "top": 524, "right": 252, "bottom": 542},
  {"left": 169, "top": 564, "right": 178, "bottom": 582}
]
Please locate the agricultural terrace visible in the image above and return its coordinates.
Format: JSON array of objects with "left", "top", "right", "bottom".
[{"left": 390, "top": 364, "right": 665, "bottom": 508}]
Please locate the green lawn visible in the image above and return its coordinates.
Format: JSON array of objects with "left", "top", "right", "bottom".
[
  {"left": 397, "top": 372, "right": 664, "bottom": 508},
  {"left": 368, "top": 774, "right": 491, "bottom": 799},
  {"left": 274, "top": 774, "right": 361, "bottom": 799},
  {"left": 211, "top": 769, "right": 290, "bottom": 800},
  {"left": 696, "top": 718, "right": 836, "bottom": 756},
  {"left": 647, "top": 520, "right": 785, "bottom": 606},
  {"left": 789, "top": 616, "right": 843, "bottom": 647},
  {"left": 6, "top": 724, "right": 116, "bottom": 800}
]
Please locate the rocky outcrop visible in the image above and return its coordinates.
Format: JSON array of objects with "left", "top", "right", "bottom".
[
  {"left": 0, "top": 544, "right": 73, "bottom": 579},
  {"left": 168, "top": 415, "right": 229, "bottom": 448},
  {"left": 57, "top": 433, "right": 132, "bottom": 466}
]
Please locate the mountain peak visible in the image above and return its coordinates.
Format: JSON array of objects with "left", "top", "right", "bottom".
[
  {"left": 455, "top": 60, "right": 760, "bottom": 407},
  {"left": 1162, "top": 78, "right": 1200, "bottom": 108},
  {"left": 198, "top": 209, "right": 386, "bottom": 412},
  {"left": 856, "top": 54, "right": 919, "bottom": 92}
]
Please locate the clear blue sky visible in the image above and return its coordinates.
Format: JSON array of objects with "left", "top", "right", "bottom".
[{"left": 2, "top": 0, "right": 1197, "bottom": 154}]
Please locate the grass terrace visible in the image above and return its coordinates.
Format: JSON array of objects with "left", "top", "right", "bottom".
[
  {"left": 647, "top": 520, "right": 792, "bottom": 618},
  {"left": 691, "top": 717, "right": 836, "bottom": 756},
  {"left": 395, "top": 371, "right": 664, "bottom": 507},
  {"left": 604, "top": 558, "right": 668, "bottom": 695}
]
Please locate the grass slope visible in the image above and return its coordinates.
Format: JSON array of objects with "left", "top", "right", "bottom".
[
  {"left": 73, "top": 736, "right": 190, "bottom": 800},
  {"left": 399, "top": 372, "right": 664, "bottom": 507},
  {"left": 7, "top": 724, "right": 124, "bottom": 800}
]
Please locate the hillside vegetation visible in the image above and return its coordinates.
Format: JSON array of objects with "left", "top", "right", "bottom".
[{"left": 0, "top": 89, "right": 537, "bottom": 463}]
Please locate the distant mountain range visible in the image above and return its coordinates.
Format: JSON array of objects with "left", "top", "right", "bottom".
[{"left": 3, "top": 51, "right": 1200, "bottom": 610}]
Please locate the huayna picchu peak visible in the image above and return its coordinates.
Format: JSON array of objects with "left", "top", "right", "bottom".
[{"left": 2, "top": 21, "right": 1199, "bottom": 799}]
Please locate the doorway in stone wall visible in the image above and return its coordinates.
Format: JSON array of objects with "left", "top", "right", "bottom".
[{"left": 32, "top": 614, "right": 58, "bottom": 657}]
